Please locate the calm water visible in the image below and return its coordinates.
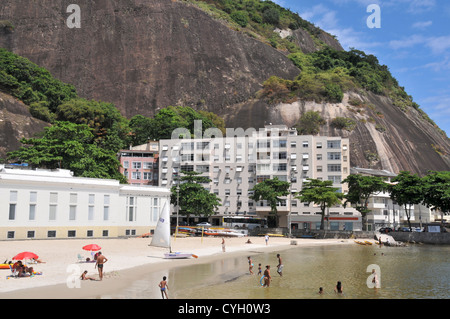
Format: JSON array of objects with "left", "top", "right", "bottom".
[{"left": 105, "top": 244, "right": 450, "bottom": 299}]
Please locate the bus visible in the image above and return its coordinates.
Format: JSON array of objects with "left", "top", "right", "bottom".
[{"left": 223, "top": 216, "right": 267, "bottom": 230}]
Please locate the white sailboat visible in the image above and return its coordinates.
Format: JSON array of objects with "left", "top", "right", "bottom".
[{"left": 150, "top": 201, "right": 197, "bottom": 259}]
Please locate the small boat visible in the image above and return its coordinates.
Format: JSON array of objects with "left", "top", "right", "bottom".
[
  {"left": 150, "top": 202, "right": 197, "bottom": 259},
  {"left": 354, "top": 240, "right": 367, "bottom": 245},
  {"left": 0, "top": 264, "right": 11, "bottom": 270},
  {"left": 164, "top": 252, "right": 198, "bottom": 259},
  {"left": 364, "top": 241, "right": 373, "bottom": 245}
]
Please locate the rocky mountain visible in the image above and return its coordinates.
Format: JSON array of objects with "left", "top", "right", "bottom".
[{"left": 0, "top": 0, "right": 449, "bottom": 174}]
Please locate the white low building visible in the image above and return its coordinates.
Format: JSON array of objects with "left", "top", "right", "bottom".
[
  {"left": 351, "top": 167, "right": 435, "bottom": 230},
  {"left": 0, "top": 165, "right": 170, "bottom": 240}
]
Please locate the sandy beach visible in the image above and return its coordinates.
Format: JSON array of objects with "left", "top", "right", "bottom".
[{"left": 0, "top": 235, "right": 355, "bottom": 299}]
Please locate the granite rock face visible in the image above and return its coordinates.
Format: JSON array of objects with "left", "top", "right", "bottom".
[{"left": 0, "top": 0, "right": 448, "bottom": 173}]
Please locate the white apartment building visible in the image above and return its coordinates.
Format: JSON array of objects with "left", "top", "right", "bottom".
[
  {"left": 0, "top": 165, "right": 170, "bottom": 240},
  {"left": 159, "top": 124, "right": 361, "bottom": 230},
  {"left": 351, "top": 167, "right": 435, "bottom": 230}
]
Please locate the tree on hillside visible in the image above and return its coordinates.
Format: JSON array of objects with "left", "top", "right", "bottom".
[
  {"left": 422, "top": 171, "right": 450, "bottom": 226},
  {"left": 295, "top": 110, "right": 326, "bottom": 135},
  {"left": 296, "top": 179, "right": 344, "bottom": 230},
  {"left": 388, "top": 171, "right": 423, "bottom": 231},
  {"left": 250, "top": 177, "right": 290, "bottom": 228},
  {"left": 55, "top": 98, "right": 130, "bottom": 152},
  {"left": 342, "top": 174, "right": 388, "bottom": 230},
  {"left": 7, "top": 121, "right": 126, "bottom": 183},
  {"left": 170, "top": 171, "right": 221, "bottom": 225},
  {"left": 149, "top": 106, "right": 216, "bottom": 140}
]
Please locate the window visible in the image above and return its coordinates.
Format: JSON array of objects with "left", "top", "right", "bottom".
[
  {"left": 327, "top": 152, "right": 341, "bottom": 160},
  {"left": 88, "top": 206, "right": 95, "bottom": 221},
  {"left": 317, "top": 154, "right": 322, "bottom": 160},
  {"left": 317, "top": 166, "right": 323, "bottom": 172},
  {"left": 127, "top": 197, "right": 137, "bottom": 222},
  {"left": 328, "top": 175, "right": 342, "bottom": 183},
  {"left": 47, "top": 231, "right": 56, "bottom": 238},
  {"left": 180, "top": 165, "right": 194, "bottom": 172},
  {"left": 290, "top": 141, "right": 297, "bottom": 148},
  {"left": 104, "top": 195, "right": 110, "bottom": 221},
  {"left": 327, "top": 140, "right": 341, "bottom": 149},
  {"left": 143, "top": 162, "right": 153, "bottom": 169},
  {"left": 132, "top": 171, "right": 141, "bottom": 180},
  {"left": 316, "top": 142, "right": 322, "bottom": 149},
  {"left": 8, "top": 204, "right": 18, "bottom": 222},
  {"left": 197, "top": 141, "right": 210, "bottom": 150},
  {"left": 9, "top": 191, "right": 17, "bottom": 220},
  {"left": 123, "top": 161, "right": 129, "bottom": 169},
  {"left": 30, "top": 191, "right": 37, "bottom": 203},
  {"left": 27, "top": 231, "right": 35, "bottom": 239},
  {"left": 69, "top": 205, "right": 77, "bottom": 220},
  {"left": 49, "top": 205, "right": 57, "bottom": 220},
  {"left": 29, "top": 204, "right": 36, "bottom": 220},
  {"left": 181, "top": 154, "right": 194, "bottom": 161},
  {"left": 257, "top": 175, "right": 270, "bottom": 183},
  {"left": 68, "top": 230, "right": 76, "bottom": 238},
  {"left": 132, "top": 162, "right": 142, "bottom": 169},
  {"left": 273, "top": 163, "right": 287, "bottom": 171},
  {"left": 143, "top": 172, "right": 152, "bottom": 180},
  {"left": 87, "top": 230, "right": 94, "bottom": 237},
  {"left": 328, "top": 164, "right": 341, "bottom": 172},
  {"left": 302, "top": 141, "right": 309, "bottom": 148}
]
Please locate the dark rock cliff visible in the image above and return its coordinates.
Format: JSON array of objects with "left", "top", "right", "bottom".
[
  {"left": 0, "top": 0, "right": 448, "bottom": 173},
  {"left": 0, "top": 92, "right": 50, "bottom": 158}
]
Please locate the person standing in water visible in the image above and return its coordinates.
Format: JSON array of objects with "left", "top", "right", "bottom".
[
  {"left": 276, "top": 254, "right": 283, "bottom": 277},
  {"left": 263, "top": 265, "right": 271, "bottom": 287},
  {"left": 248, "top": 256, "right": 254, "bottom": 275}
]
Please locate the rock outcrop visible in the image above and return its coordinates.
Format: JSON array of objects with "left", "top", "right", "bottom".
[{"left": 0, "top": 0, "right": 448, "bottom": 173}]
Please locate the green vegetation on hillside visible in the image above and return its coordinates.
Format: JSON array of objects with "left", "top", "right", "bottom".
[
  {"left": 0, "top": 48, "right": 77, "bottom": 111},
  {"left": 0, "top": 49, "right": 225, "bottom": 182}
]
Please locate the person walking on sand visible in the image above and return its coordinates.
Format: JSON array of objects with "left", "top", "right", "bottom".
[
  {"left": 263, "top": 265, "right": 271, "bottom": 287},
  {"left": 276, "top": 254, "right": 283, "bottom": 277},
  {"left": 258, "top": 263, "right": 262, "bottom": 276},
  {"left": 265, "top": 234, "right": 269, "bottom": 246},
  {"left": 159, "top": 276, "right": 169, "bottom": 299},
  {"left": 334, "top": 281, "right": 343, "bottom": 294},
  {"left": 95, "top": 251, "right": 108, "bottom": 281},
  {"left": 222, "top": 237, "right": 226, "bottom": 252},
  {"left": 248, "top": 256, "right": 254, "bottom": 275}
]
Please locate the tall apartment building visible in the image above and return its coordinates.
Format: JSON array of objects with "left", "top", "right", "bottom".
[
  {"left": 159, "top": 125, "right": 360, "bottom": 230},
  {"left": 118, "top": 140, "right": 159, "bottom": 186}
]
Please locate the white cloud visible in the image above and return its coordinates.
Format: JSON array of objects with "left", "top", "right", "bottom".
[
  {"left": 412, "top": 20, "right": 433, "bottom": 29},
  {"left": 426, "top": 36, "right": 450, "bottom": 54},
  {"left": 389, "top": 34, "right": 426, "bottom": 50}
]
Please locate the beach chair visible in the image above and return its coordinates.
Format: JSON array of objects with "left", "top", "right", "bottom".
[{"left": 77, "top": 254, "right": 84, "bottom": 263}]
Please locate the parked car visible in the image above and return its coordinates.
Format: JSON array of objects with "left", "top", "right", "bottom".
[
  {"left": 379, "top": 227, "right": 393, "bottom": 233},
  {"left": 196, "top": 222, "right": 211, "bottom": 227},
  {"left": 413, "top": 227, "right": 423, "bottom": 232},
  {"left": 400, "top": 227, "right": 412, "bottom": 232}
]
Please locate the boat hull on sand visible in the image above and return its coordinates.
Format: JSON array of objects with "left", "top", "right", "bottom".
[{"left": 164, "top": 252, "right": 197, "bottom": 259}]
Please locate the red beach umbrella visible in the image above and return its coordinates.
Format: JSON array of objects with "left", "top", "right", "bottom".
[
  {"left": 82, "top": 244, "right": 101, "bottom": 251},
  {"left": 13, "top": 251, "right": 39, "bottom": 260}
]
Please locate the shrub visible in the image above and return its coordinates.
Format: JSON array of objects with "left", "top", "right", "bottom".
[
  {"left": 230, "top": 11, "right": 249, "bottom": 27},
  {"left": 331, "top": 117, "right": 356, "bottom": 131}
]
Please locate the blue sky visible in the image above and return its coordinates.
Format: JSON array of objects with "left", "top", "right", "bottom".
[{"left": 273, "top": 0, "right": 450, "bottom": 136}]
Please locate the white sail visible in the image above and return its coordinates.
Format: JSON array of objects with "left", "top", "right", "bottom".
[{"left": 150, "top": 201, "right": 171, "bottom": 249}]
